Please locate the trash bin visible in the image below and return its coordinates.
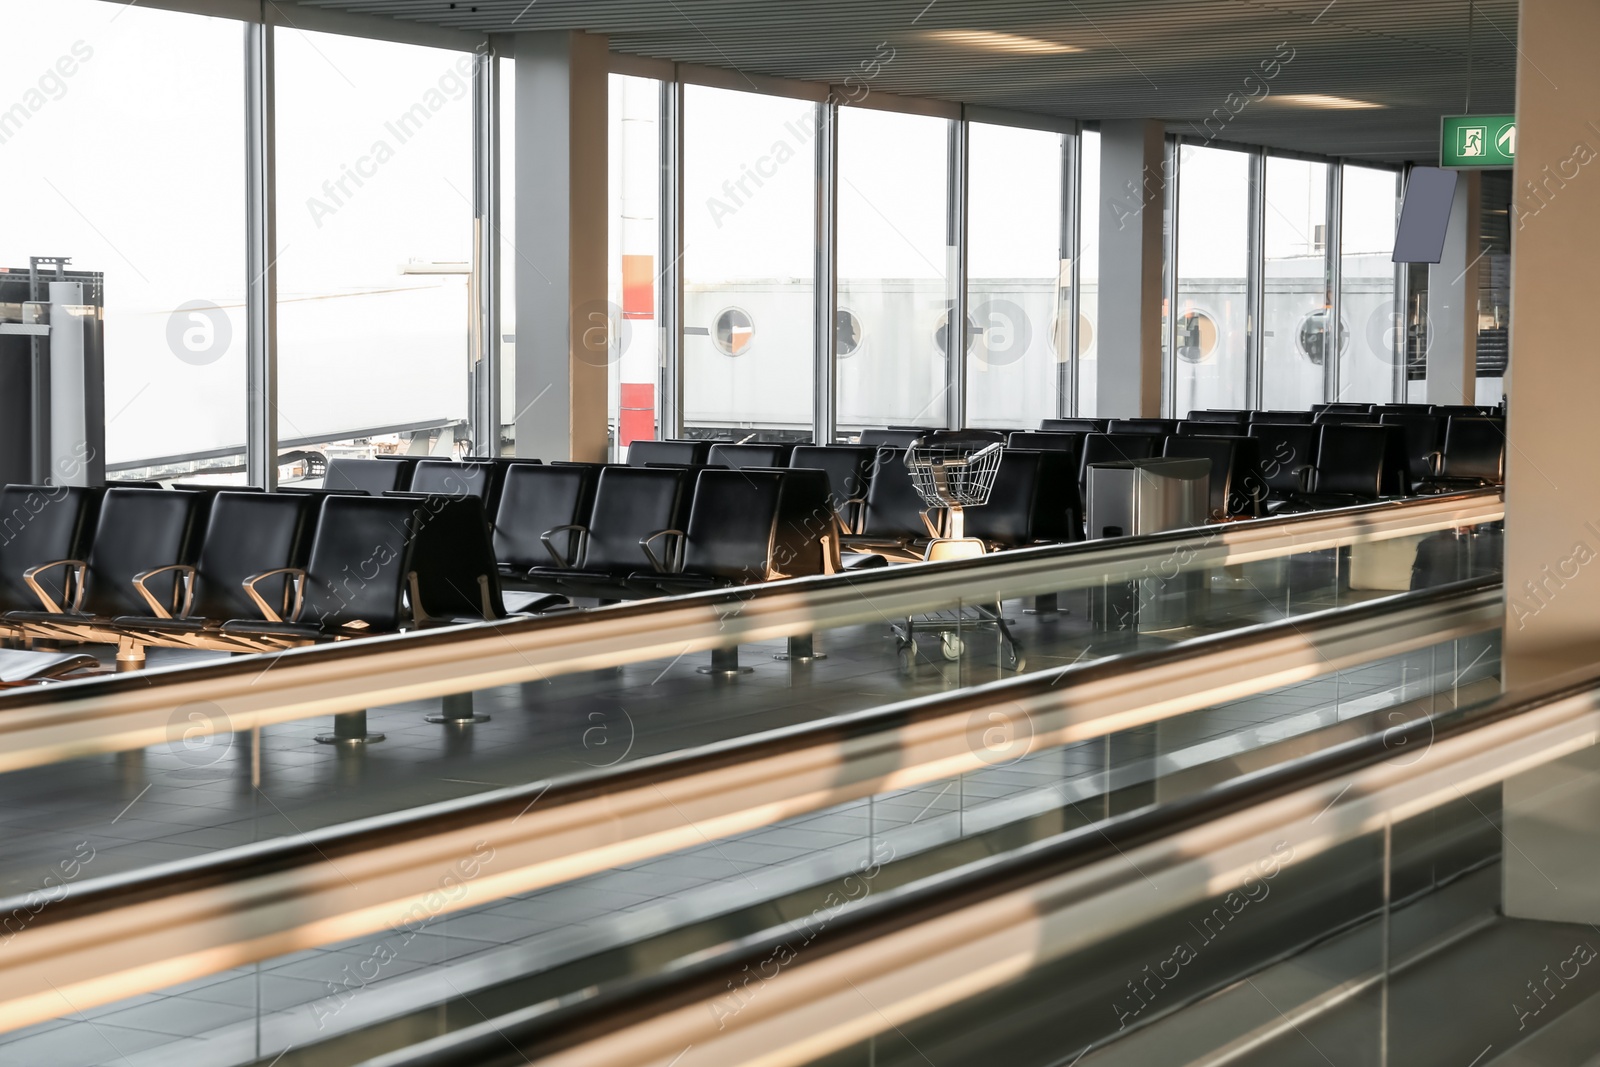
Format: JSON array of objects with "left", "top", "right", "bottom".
[{"left": 1086, "top": 457, "right": 1210, "bottom": 633}]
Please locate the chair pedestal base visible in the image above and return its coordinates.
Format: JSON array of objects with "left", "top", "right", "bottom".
[
  {"left": 774, "top": 634, "right": 827, "bottom": 662},
  {"left": 1024, "top": 594, "right": 1060, "bottom": 616},
  {"left": 697, "top": 647, "right": 753, "bottom": 676},
  {"left": 316, "top": 709, "right": 385, "bottom": 746},
  {"left": 115, "top": 637, "right": 146, "bottom": 672},
  {"left": 425, "top": 692, "right": 490, "bottom": 725}
]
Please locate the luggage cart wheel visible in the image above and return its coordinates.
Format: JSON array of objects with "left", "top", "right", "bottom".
[{"left": 941, "top": 634, "right": 964, "bottom": 660}]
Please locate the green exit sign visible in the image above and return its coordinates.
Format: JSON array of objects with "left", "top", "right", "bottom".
[{"left": 1441, "top": 114, "right": 1516, "bottom": 168}]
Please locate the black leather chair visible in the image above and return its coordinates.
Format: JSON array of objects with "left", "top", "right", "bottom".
[
  {"left": 1418, "top": 417, "right": 1506, "bottom": 492},
  {"left": 408, "top": 460, "right": 503, "bottom": 517},
  {"left": 964, "top": 450, "right": 1081, "bottom": 549},
  {"left": 493, "top": 463, "right": 600, "bottom": 582},
  {"left": 408, "top": 495, "right": 514, "bottom": 624},
  {"left": 114, "top": 491, "right": 317, "bottom": 651},
  {"left": 1186, "top": 410, "right": 1250, "bottom": 425},
  {"left": 1108, "top": 418, "right": 1181, "bottom": 436},
  {"left": 708, "top": 442, "right": 795, "bottom": 469},
  {"left": 1274, "top": 424, "right": 1390, "bottom": 512},
  {"left": 1375, "top": 404, "right": 1435, "bottom": 415},
  {"left": 1162, "top": 435, "right": 1266, "bottom": 519},
  {"left": 769, "top": 467, "right": 842, "bottom": 578},
  {"left": 627, "top": 439, "right": 712, "bottom": 467},
  {"left": 325, "top": 458, "right": 415, "bottom": 496},
  {"left": 1379, "top": 413, "right": 1446, "bottom": 485},
  {"left": 173, "top": 482, "right": 263, "bottom": 492},
  {"left": 1040, "top": 418, "right": 1108, "bottom": 433},
  {"left": 639, "top": 469, "right": 789, "bottom": 596},
  {"left": 5, "top": 488, "right": 206, "bottom": 657},
  {"left": 1251, "top": 410, "right": 1314, "bottom": 425},
  {"left": 0, "top": 485, "right": 102, "bottom": 630},
  {"left": 217, "top": 495, "right": 443, "bottom": 648},
  {"left": 1433, "top": 405, "right": 1492, "bottom": 419},
  {"left": 1246, "top": 423, "right": 1319, "bottom": 505},
  {"left": 520, "top": 466, "right": 691, "bottom": 600},
  {"left": 858, "top": 428, "right": 925, "bottom": 448},
  {"left": 1313, "top": 411, "right": 1378, "bottom": 425},
  {"left": 842, "top": 447, "right": 938, "bottom": 561},
  {"left": 1078, "top": 433, "right": 1159, "bottom": 500},
  {"left": 1316, "top": 403, "right": 1371, "bottom": 415},
  {"left": 789, "top": 445, "right": 876, "bottom": 534}
]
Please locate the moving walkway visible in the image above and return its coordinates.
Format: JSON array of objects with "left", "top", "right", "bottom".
[{"left": 0, "top": 490, "right": 1505, "bottom": 1064}]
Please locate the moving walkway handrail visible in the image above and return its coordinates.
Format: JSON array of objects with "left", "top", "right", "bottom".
[
  {"left": 0, "top": 577, "right": 1501, "bottom": 1033},
  {"left": 0, "top": 489, "right": 1501, "bottom": 773},
  {"left": 366, "top": 630, "right": 1598, "bottom": 1067}
]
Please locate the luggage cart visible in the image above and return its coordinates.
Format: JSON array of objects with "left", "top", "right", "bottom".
[{"left": 893, "top": 432, "right": 1023, "bottom": 669}]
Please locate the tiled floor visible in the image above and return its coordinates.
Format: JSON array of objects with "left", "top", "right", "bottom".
[{"left": 0, "top": 631, "right": 1501, "bottom": 1067}]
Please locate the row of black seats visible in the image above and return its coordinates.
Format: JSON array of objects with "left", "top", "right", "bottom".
[{"left": 0, "top": 486, "right": 510, "bottom": 665}]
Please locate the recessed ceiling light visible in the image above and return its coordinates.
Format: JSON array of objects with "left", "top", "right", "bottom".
[
  {"left": 1273, "top": 93, "right": 1384, "bottom": 110},
  {"left": 925, "top": 29, "right": 1082, "bottom": 54}
]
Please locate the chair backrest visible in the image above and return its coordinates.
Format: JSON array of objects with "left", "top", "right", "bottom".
[
  {"left": 1247, "top": 423, "right": 1319, "bottom": 497},
  {"left": 857, "top": 428, "right": 924, "bottom": 448},
  {"left": 409, "top": 495, "right": 507, "bottom": 621},
  {"left": 771, "top": 467, "right": 836, "bottom": 579},
  {"left": 1376, "top": 404, "right": 1434, "bottom": 415},
  {"left": 1108, "top": 418, "right": 1180, "bottom": 436},
  {"left": 626, "top": 439, "right": 711, "bottom": 467},
  {"left": 1163, "top": 435, "right": 1262, "bottom": 518},
  {"left": 325, "top": 458, "right": 412, "bottom": 496},
  {"left": 1378, "top": 413, "right": 1446, "bottom": 481},
  {"left": 678, "top": 469, "right": 785, "bottom": 582},
  {"left": 962, "top": 450, "right": 1082, "bottom": 547},
  {"left": 1313, "top": 411, "right": 1378, "bottom": 425},
  {"left": 493, "top": 463, "right": 599, "bottom": 571},
  {"left": 1441, "top": 418, "right": 1507, "bottom": 483},
  {"left": 860, "top": 447, "right": 934, "bottom": 541},
  {"left": 1040, "top": 418, "right": 1108, "bottom": 433},
  {"left": 0, "top": 485, "right": 101, "bottom": 613},
  {"left": 190, "top": 491, "right": 316, "bottom": 622},
  {"left": 1006, "top": 431, "right": 1085, "bottom": 462},
  {"left": 300, "top": 495, "right": 422, "bottom": 632},
  {"left": 1322, "top": 403, "right": 1372, "bottom": 414},
  {"left": 708, "top": 442, "right": 795, "bottom": 469},
  {"left": 789, "top": 445, "right": 876, "bottom": 513},
  {"left": 408, "top": 460, "right": 501, "bottom": 514},
  {"left": 1313, "top": 425, "right": 1390, "bottom": 498},
  {"left": 1079, "top": 433, "right": 1158, "bottom": 495},
  {"left": 1251, "top": 410, "right": 1313, "bottom": 425},
  {"left": 1434, "top": 405, "right": 1491, "bottom": 419},
  {"left": 1186, "top": 410, "right": 1251, "bottom": 424},
  {"left": 584, "top": 466, "right": 691, "bottom": 572},
  {"left": 81, "top": 489, "right": 206, "bottom": 617}
]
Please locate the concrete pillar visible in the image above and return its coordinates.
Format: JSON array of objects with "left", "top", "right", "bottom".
[
  {"left": 1096, "top": 120, "right": 1166, "bottom": 418},
  {"left": 512, "top": 31, "right": 609, "bottom": 462},
  {"left": 1425, "top": 171, "right": 1480, "bottom": 406},
  {"left": 1499, "top": 0, "right": 1600, "bottom": 924}
]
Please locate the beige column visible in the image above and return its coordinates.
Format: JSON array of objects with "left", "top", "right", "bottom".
[
  {"left": 1500, "top": 0, "right": 1600, "bottom": 923},
  {"left": 512, "top": 31, "right": 609, "bottom": 462},
  {"left": 1425, "top": 170, "right": 1481, "bottom": 407},
  {"left": 1096, "top": 120, "right": 1166, "bottom": 418}
]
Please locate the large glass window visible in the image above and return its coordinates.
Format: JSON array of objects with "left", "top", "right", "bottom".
[
  {"left": 965, "top": 122, "right": 1065, "bottom": 430},
  {"left": 1172, "top": 143, "right": 1250, "bottom": 415},
  {"left": 275, "top": 30, "right": 474, "bottom": 460},
  {"left": 1261, "top": 156, "right": 1331, "bottom": 410},
  {"left": 682, "top": 85, "right": 815, "bottom": 442},
  {"left": 0, "top": 2, "right": 246, "bottom": 478},
  {"left": 607, "top": 74, "right": 662, "bottom": 458},
  {"left": 1338, "top": 164, "right": 1402, "bottom": 404},
  {"left": 1076, "top": 129, "right": 1101, "bottom": 417},
  {"left": 836, "top": 106, "right": 954, "bottom": 437}
]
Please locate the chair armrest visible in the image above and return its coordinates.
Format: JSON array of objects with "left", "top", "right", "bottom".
[
  {"left": 841, "top": 496, "right": 868, "bottom": 536},
  {"left": 241, "top": 567, "right": 307, "bottom": 624},
  {"left": 539, "top": 524, "right": 589, "bottom": 570},
  {"left": 1426, "top": 450, "right": 1445, "bottom": 478},
  {"left": 132, "top": 564, "right": 196, "bottom": 620},
  {"left": 639, "top": 529, "right": 685, "bottom": 574},
  {"left": 1295, "top": 465, "right": 1317, "bottom": 494},
  {"left": 22, "top": 559, "right": 87, "bottom": 614}
]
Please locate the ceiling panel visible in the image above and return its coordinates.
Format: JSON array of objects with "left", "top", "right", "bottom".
[{"left": 293, "top": 0, "right": 1517, "bottom": 162}]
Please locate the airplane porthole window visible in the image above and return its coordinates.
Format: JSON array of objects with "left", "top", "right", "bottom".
[
  {"left": 712, "top": 307, "right": 755, "bottom": 356},
  {"left": 1294, "top": 308, "right": 1350, "bottom": 366},
  {"left": 836, "top": 308, "right": 864, "bottom": 358},
  {"left": 1175, "top": 309, "right": 1218, "bottom": 364}
]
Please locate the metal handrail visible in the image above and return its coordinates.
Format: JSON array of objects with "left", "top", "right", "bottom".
[
  {"left": 0, "top": 490, "right": 1501, "bottom": 773},
  {"left": 0, "top": 578, "right": 1501, "bottom": 1034},
  {"left": 364, "top": 626, "right": 1600, "bottom": 1067}
]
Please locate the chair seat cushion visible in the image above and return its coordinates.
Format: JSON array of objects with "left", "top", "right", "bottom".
[
  {"left": 219, "top": 619, "right": 328, "bottom": 640},
  {"left": 112, "top": 615, "right": 221, "bottom": 635}
]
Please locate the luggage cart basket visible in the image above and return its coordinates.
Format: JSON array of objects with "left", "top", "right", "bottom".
[{"left": 894, "top": 431, "right": 1022, "bottom": 670}]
